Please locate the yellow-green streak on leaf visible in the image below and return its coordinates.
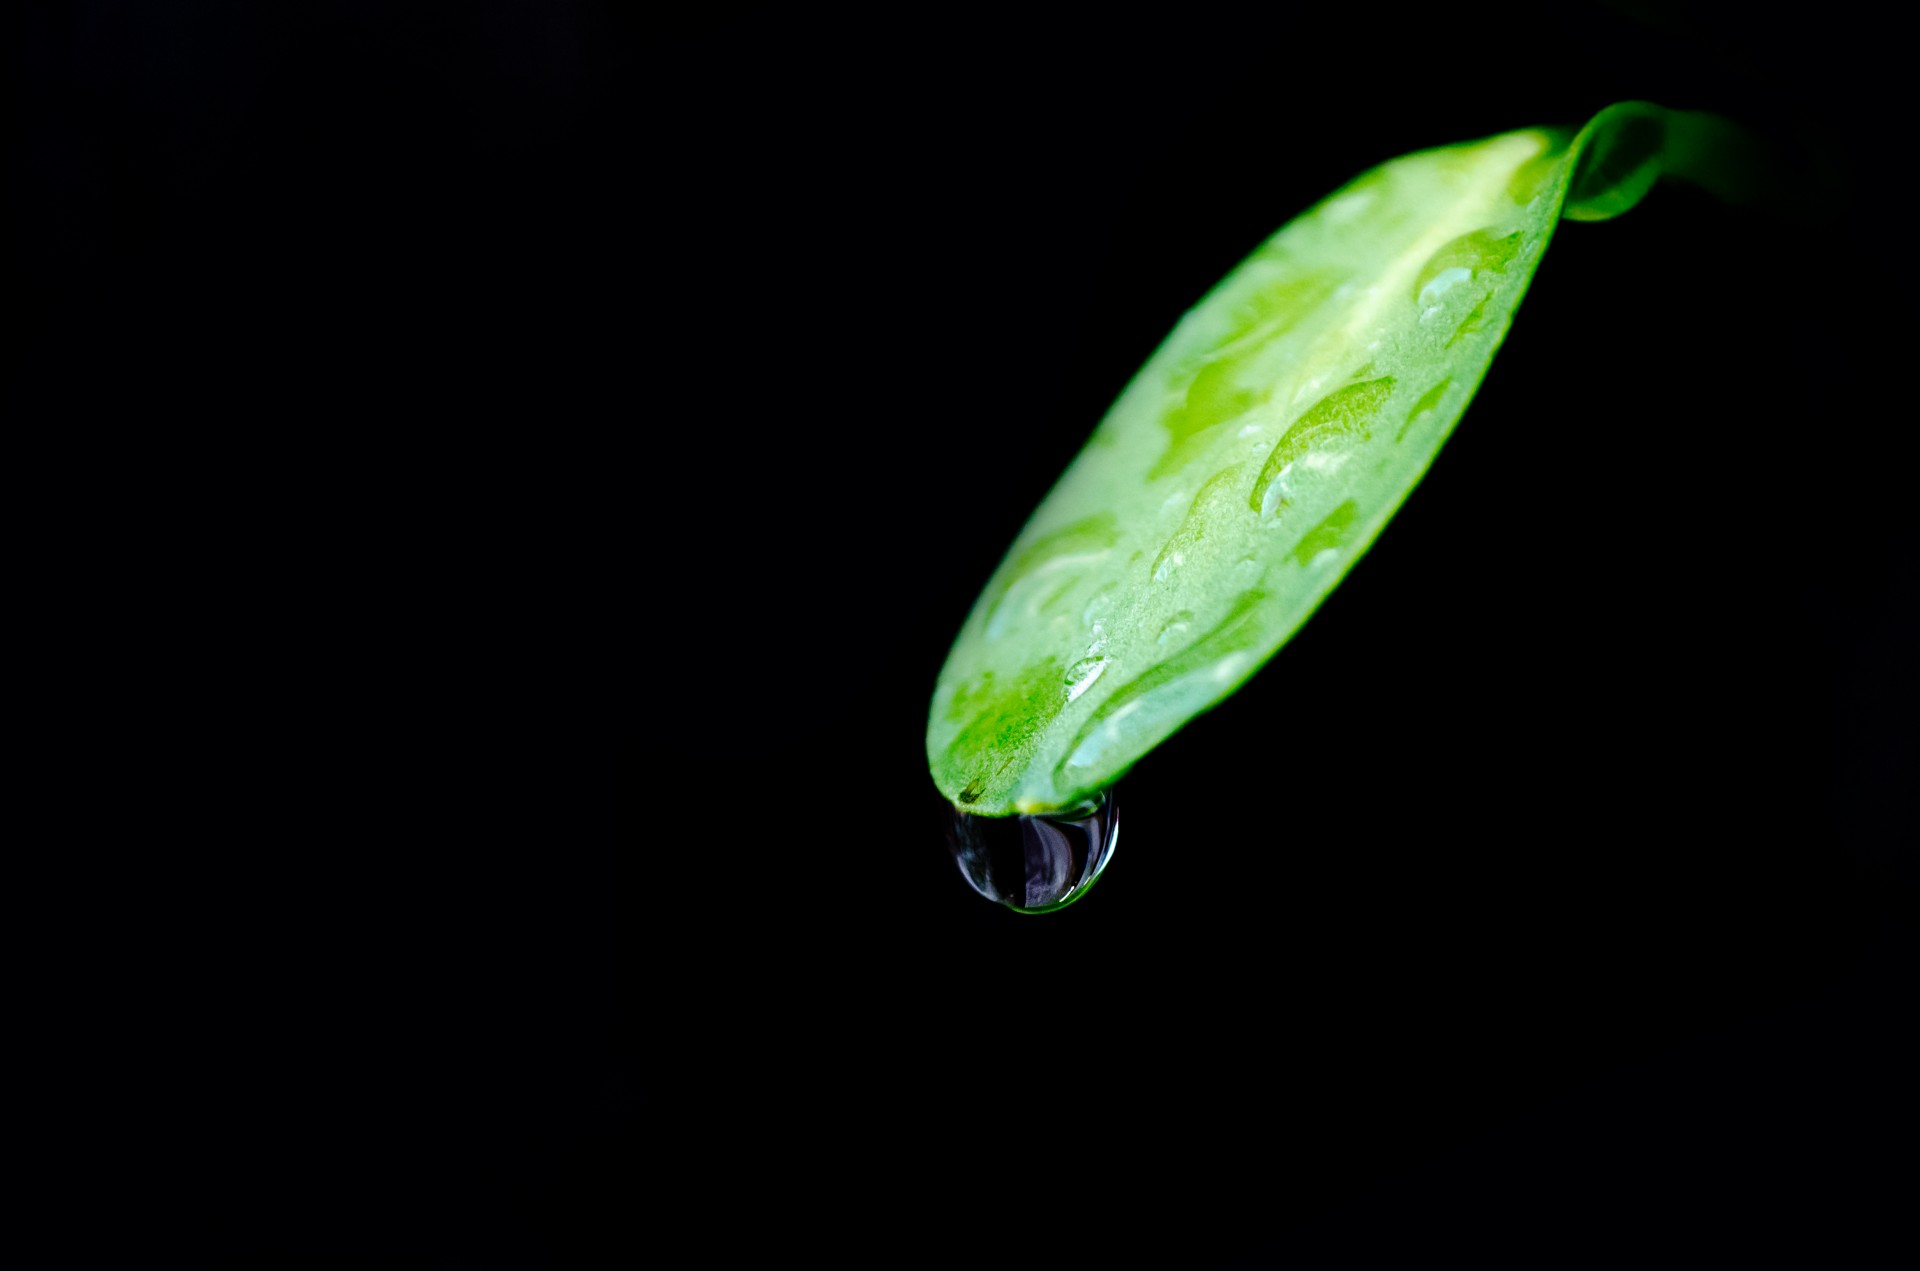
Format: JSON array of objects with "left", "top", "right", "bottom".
[{"left": 943, "top": 656, "right": 1069, "bottom": 804}]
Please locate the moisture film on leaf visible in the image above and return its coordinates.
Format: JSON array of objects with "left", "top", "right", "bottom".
[{"left": 928, "top": 103, "right": 1717, "bottom": 818}]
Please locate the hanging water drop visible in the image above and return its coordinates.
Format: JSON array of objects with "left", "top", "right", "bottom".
[{"left": 943, "top": 788, "right": 1119, "bottom": 913}]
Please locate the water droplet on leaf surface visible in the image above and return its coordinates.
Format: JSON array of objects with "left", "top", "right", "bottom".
[
  {"left": 944, "top": 789, "right": 1119, "bottom": 913},
  {"left": 1064, "top": 656, "right": 1110, "bottom": 702}
]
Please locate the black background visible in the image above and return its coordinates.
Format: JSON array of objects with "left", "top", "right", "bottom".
[{"left": 14, "top": 2, "right": 1912, "bottom": 1265}]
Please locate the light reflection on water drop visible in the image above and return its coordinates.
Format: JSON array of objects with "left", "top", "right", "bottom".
[
  {"left": 943, "top": 788, "right": 1119, "bottom": 913},
  {"left": 1064, "top": 655, "right": 1109, "bottom": 702}
]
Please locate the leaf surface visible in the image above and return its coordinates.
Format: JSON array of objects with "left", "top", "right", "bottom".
[{"left": 929, "top": 104, "right": 1679, "bottom": 815}]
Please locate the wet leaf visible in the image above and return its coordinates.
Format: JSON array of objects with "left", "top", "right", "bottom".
[{"left": 929, "top": 103, "right": 1710, "bottom": 816}]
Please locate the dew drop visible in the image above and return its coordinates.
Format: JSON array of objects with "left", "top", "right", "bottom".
[
  {"left": 1417, "top": 266, "right": 1472, "bottom": 315},
  {"left": 981, "top": 515, "right": 1118, "bottom": 639},
  {"left": 1290, "top": 499, "right": 1359, "bottom": 567},
  {"left": 1250, "top": 377, "right": 1394, "bottom": 518},
  {"left": 1397, "top": 379, "right": 1451, "bottom": 442},
  {"left": 944, "top": 789, "right": 1119, "bottom": 913},
  {"left": 1059, "top": 588, "right": 1267, "bottom": 780},
  {"left": 1081, "top": 582, "right": 1117, "bottom": 630},
  {"left": 1064, "top": 655, "right": 1109, "bottom": 702},
  {"left": 1410, "top": 228, "right": 1524, "bottom": 304}
]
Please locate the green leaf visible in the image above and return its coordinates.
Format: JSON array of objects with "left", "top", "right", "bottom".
[{"left": 927, "top": 103, "right": 1703, "bottom": 817}]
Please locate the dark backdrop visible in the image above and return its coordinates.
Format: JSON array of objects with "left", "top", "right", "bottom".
[{"left": 14, "top": 2, "right": 1911, "bottom": 1265}]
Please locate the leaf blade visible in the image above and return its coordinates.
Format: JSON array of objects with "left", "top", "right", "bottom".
[{"left": 928, "top": 107, "right": 1668, "bottom": 816}]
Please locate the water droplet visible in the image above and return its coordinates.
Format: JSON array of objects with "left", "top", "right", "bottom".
[
  {"left": 1081, "top": 582, "right": 1116, "bottom": 631},
  {"left": 1155, "top": 270, "right": 1346, "bottom": 479},
  {"left": 1397, "top": 379, "right": 1451, "bottom": 441},
  {"left": 1064, "top": 655, "right": 1109, "bottom": 702},
  {"left": 1290, "top": 499, "right": 1360, "bottom": 567},
  {"left": 1446, "top": 297, "right": 1493, "bottom": 348},
  {"left": 1417, "top": 266, "right": 1472, "bottom": 317},
  {"left": 1151, "top": 355, "right": 1268, "bottom": 480},
  {"left": 1410, "top": 228, "right": 1524, "bottom": 304},
  {"left": 982, "top": 515, "right": 1119, "bottom": 638},
  {"left": 944, "top": 789, "right": 1120, "bottom": 913},
  {"left": 1250, "top": 377, "right": 1395, "bottom": 518},
  {"left": 1059, "top": 588, "right": 1268, "bottom": 780},
  {"left": 1151, "top": 464, "right": 1243, "bottom": 582}
]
